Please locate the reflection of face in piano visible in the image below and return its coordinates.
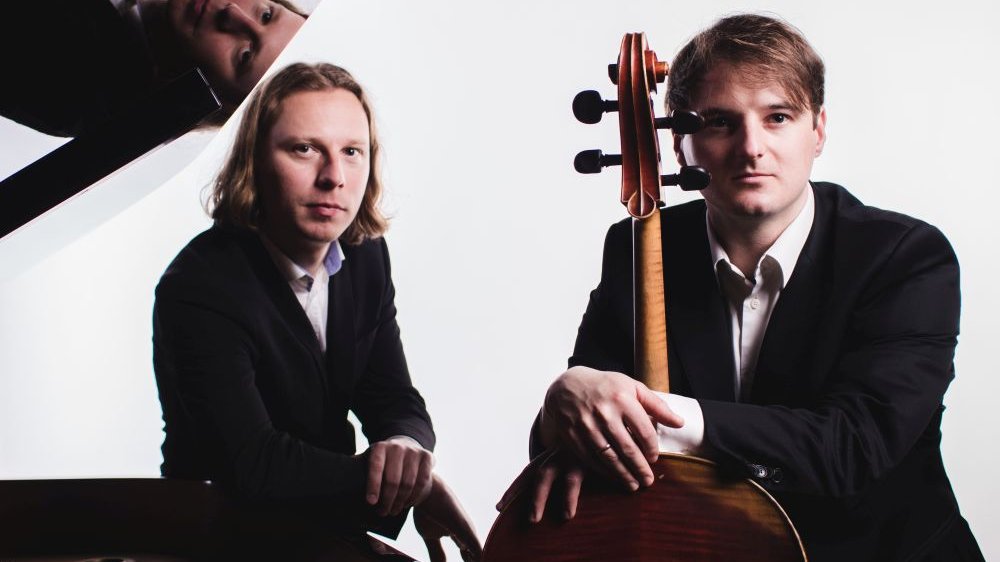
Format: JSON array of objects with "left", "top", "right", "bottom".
[{"left": 165, "top": 0, "right": 305, "bottom": 103}]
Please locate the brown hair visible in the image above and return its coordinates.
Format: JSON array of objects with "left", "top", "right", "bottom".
[
  {"left": 667, "top": 13, "right": 824, "bottom": 121},
  {"left": 207, "top": 62, "right": 388, "bottom": 244}
]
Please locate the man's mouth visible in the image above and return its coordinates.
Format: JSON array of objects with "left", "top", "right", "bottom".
[
  {"left": 307, "top": 203, "right": 347, "bottom": 217},
  {"left": 733, "top": 172, "right": 773, "bottom": 180}
]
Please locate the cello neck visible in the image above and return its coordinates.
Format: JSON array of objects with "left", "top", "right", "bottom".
[{"left": 633, "top": 211, "right": 670, "bottom": 393}]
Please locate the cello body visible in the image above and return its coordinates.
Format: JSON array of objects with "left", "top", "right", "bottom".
[{"left": 483, "top": 454, "right": 806, "bottom": 561}]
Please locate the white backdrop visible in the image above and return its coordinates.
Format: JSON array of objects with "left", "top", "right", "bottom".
[{"left": 1, "top": 1, "right": 997, "bottom": 559}]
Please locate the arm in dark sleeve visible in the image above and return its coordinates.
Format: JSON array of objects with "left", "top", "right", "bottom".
[
  {"left": 351, "top": 237, "right": 435, "bottom": 451},
  {"left": 154, "top": 293, "right": 369, "bottom": 504},
  {"left": 701, "top": 222, "right": 960, "bottom": 498}
]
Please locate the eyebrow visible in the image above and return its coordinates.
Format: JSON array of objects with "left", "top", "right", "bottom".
[
  {"left": 342, "top": 138, "right": 371, "bottom": 148},
  {"left": 276, "top": 135, "right": 370, "bottom": 148},
  {"left": 698, "top": 102, "right": 804, "bottom": 116}
]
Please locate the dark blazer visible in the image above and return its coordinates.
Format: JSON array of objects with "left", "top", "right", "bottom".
[
  {"left": 567, "top": 182, "right": 980, "bottom": 561},
  {"left": 153, "top": 225, "right": 434, "bottom": 537}
]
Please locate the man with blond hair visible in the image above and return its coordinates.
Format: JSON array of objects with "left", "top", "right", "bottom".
[{"left": 154, "top": 63, "right": 480, "bottom": 561}]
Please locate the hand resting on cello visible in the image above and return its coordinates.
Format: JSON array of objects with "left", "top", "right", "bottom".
[{"left": 504, "top": 365, "right": 706, "bottom": 521}]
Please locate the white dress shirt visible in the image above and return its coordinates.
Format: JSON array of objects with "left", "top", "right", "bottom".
[
  {"left": 260, "top": 235, "right": 345, "bottom": 354},
  {"left": 657, "top": 186, "right": 815, "bottom": 454}
]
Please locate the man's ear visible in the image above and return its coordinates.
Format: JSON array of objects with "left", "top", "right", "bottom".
[{"left": 814, "top": 106, "right": 827, "bottom": 157}]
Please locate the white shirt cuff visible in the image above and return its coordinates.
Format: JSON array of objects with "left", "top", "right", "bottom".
[{"left": 652, "top": 392, "right": 705, "bottom": 455}]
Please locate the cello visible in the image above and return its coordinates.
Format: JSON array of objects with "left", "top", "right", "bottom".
[{"left": 481, "top": 33, "right": 808, "bottom": 562}]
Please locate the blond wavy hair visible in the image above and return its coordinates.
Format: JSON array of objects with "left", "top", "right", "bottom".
[{"left": 206, "top": 62, "right": 387, "bottom": 244}]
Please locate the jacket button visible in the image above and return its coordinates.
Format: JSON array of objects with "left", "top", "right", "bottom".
[{"left": 771, "top": 468, "right": 784, "bottom": 484}]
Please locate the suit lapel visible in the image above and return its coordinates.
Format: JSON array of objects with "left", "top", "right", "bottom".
[
  {"left": 662, "top": 205, "right": 737, "bottom": 401},
  {"left": 751, "top": 184, "right": 834, "bottom": 404},
  {"left": 240, "top": 231, "right": 326, "bottom": 381},
  {"left": 325, "top": 259, "right": 357, "bottom": 395}
]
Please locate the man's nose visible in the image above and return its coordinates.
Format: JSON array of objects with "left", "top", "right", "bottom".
[
  {"left": 316, "top": 156, "right": 346, "bottom": 190},
  {"left": 215, "top": 3, "right": 259, "bottom": 35},
  {"left": 737, "top": 120, "right": 765, "bottom": 161}
]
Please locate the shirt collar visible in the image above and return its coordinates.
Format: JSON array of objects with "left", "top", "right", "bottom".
[
  {"left": 706, "top": 184, "right": 815, "bottom": 289},
  {"left": 259, "top": 235, "right": 346, "bottom": 283}
]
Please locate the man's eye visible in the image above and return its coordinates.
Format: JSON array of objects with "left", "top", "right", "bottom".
[
  {"left": 770, "top": 113, "right": 792, "bottom": 124},
  {"left": 705, "top": 116, "right": 731, "bottom": 129},
  {"left": 344, "top": 147, "right": 363, "bottom": 156},
  {"left": 293, "top": 144, "right": 313, "bottom": 154},
  {"left": 262, "top": 7, "right": 273, "bottom": 23}
]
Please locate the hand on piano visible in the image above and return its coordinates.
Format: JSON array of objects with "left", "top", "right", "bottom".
[{"left": 365, "top": 435, "right": 435, "bottom": 517}]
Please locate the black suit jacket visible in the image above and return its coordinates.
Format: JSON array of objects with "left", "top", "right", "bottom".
[
  {"left": 568, "top": 183, "right": 979, "bottom": 561},
  {"left": 153, "top": 225, "right": 434, "bottom": 537}
]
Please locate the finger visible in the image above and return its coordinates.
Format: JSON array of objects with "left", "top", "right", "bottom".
[
  {"left": 461, "top": 547, "right": 480, "bottom": 562},
  {"left": 389, "top": 452, "right": 420, "bottom": 515},
  {"left": 453, "top": 527, "right": 484, "bottom": 561},
  {"left": 604, "top": 418, "right": 654, "bottom": 487},
  {"left": 563, "top": 465, "right": 585, "bottom": 520},
  {"left": 621, "top": 396, "right": 663, "bottom": 468},
  {"left": 397, "top": 451, "right": 433, "bottom": 513},
  {"left": 366, "top": 444, "right": 386, "bottom": 505},
  {"left": 447, "top": 511, "right": 483, "bottom": 561},
  {"left": 579, "top": 416, "right": 639, "bottom": 490},
  {"left": 622, "top": 401, "right": 661, "bottom": 464},
  {"left": 529, "top": 462, "right": 559, "bottom": 523},
  {"left": 378, "top": 451, "right": 404, "bottom": 516},
  {"left": 593, "top": 436, "right": 640, "bottom": 491},
  {"left": 637, "top": 386, "right": 684, "bottom": 428},
  {"left": 423, "top": 535, "right": 447, "bottom": 562},
  {"left": 566, "top": 419, "right": 624, "bottom": 480},
  {"left": 412, "top": 453, "right": 435, "bottom": 506}
]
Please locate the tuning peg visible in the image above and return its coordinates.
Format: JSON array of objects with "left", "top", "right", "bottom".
[
  {"left": 575, "top": 149, "right": 623, "bottom": 174},
  {"left": 653, "top": 111, "right": 704, "bottom": 134},
  {"left": 661, "top": 166, "right": 711, "bottom": 191},
  {"left": 608, "top": 64, "right": 618, "bottom": 85},
  {"left": 573, "top": 90, "right": 619, "bottom": 125}
]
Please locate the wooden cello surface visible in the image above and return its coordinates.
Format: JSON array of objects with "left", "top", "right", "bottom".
[
  {"left": 482, "top": 33, "right": 807, "bottom": 561},
  {"left": 483, "top": 454, "right": 805, "bottom": 561}
]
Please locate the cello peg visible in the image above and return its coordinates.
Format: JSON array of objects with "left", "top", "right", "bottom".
[
  {"left": 653, "top": 60, "right": 669, "bottom": 83},
  {"left": 653, "top": 111, "right": 705, "bottom": 134},
  {"left": 573, "top": 90, "right": 619, "bottom": 124},
  {"left": 575, "top": 149, "right": 623, "bottom": 174},
  {"left": 670, "top": 111, "right": 704, "bottom": 134},
  {"left": 608, "top": 63, "right": 619, "bottom": 84},
  {"left": 661, "top": 166, "right": 711, "bottom": 191}
]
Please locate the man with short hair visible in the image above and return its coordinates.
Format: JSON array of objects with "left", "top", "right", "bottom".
[{"left": 529, "top": 14, "right": 982, "bottom": 561}]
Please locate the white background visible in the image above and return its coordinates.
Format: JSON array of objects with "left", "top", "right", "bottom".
[{"left": 1, "top": 1, "right": 997, "bottom": 559}]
